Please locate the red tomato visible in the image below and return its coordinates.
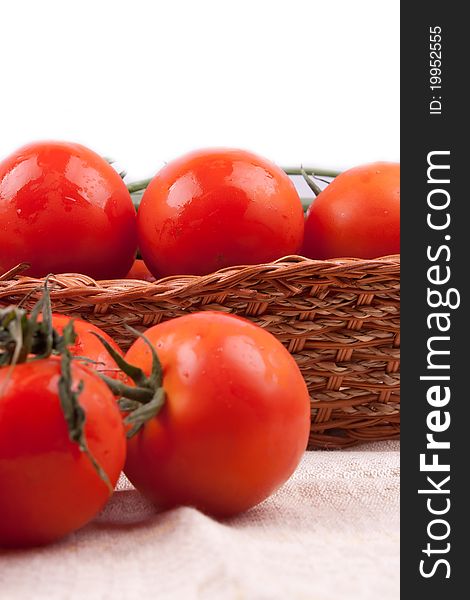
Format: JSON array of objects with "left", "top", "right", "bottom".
[
  {"left": 137, "top": 148, "right": 304, "bottom": 277},
  {"left": 0, "top": 360, "right": 126, "bottom": 547},
  {"left": 0, "top": 141, "right": 137, "bottom": 279},
  {"left": 125, "top": 258, "right": 156, "bottom": 282},
  {"left": 303, "top": 162, "right": 400, "bottom": 259},
  {"left": 48, "top": 314, "right": 126, "bottom": 381},
  {"left": 123, "top": 312, "right": 310, "bottom": 517}
]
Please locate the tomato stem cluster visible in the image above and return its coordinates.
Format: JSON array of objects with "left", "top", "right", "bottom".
[
  {"left": 0, "top": 283, "right": 113, "bottom": 491},
  {"left": 0, "top": 282, "right": 57, "bottom": 366},
  {"left": 93, "top": 327, "right": 166, "bottom": 438}
]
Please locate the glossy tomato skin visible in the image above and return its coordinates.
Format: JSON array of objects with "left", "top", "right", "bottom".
[
  {"left": 137, "top": 148, "right": 304, "bottom": 277},
  {"left": 303, "top": 162, "right": 400, "bottom": 260},
  {"left": 48, "top": 314, "right": 126, "bottom": 381},
  {"left": 0, "top": 141, "right": 137, "bottom": 279},
  {"left": 124, "top": 312, "right": 310, "bottom": 517},
  {"left": 0, "top": 360, "right": 126, "bottom": 548}
]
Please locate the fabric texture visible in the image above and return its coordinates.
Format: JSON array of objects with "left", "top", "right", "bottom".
[{"left": 0, "top": 441, "right": 400, "bottom": 600}]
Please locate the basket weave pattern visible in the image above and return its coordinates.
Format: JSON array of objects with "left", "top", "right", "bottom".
[{"left": 0, "top": 255, "right": 400, "bottom": 449}]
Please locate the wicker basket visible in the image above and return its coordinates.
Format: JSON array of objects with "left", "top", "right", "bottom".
[{"left": 0, "top": 254, "right": 400, "bottom": 449}]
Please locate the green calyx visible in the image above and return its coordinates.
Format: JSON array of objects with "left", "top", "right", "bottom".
[
  {"left": 58, "top": 341, "right": 113, "bottom": 493},
  {"left": 0, "top": 280, "right": 57, "bottom": 366},
  {"left": 0, "top": 282, "right": 112, "bottom": 493},
  {"left": 91, "top": 326, "right": 166, "bottom": 438}
]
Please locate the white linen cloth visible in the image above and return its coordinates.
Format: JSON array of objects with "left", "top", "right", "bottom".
[{"left": 0, "top": 441, "right": 399, "bottom": 600}]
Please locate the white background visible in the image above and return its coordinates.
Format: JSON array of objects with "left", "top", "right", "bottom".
[{"left": 0, "top": 0, "right": 399, "bottom": 181}]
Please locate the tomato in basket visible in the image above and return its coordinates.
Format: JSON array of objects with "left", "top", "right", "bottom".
[
  {"left": 0, "top": 141, "right": 138, "bottom": 279},
  {"left": 302, "top": 162, "right": 400, "bottom": 259},
  {"left": 125, "top": 258, "right": 156, "bottom": 282},
  {"left": 137, "top": 148, "right": 305, "bottom": 278},
  {"left": 0, "top": 359, "right": 126, "bottom": 547},
  {"left": 118, "top": 311, "right": 311, "bottom": 517}
]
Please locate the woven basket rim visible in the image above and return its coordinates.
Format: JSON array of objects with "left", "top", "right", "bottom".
[{"left": 0, "top": 254, "right": 400, "bottom": 294}]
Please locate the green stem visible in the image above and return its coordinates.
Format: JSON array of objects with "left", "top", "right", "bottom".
[
  {"left": 127, "top": 166, "right": 341, "bottom": 195},
  {"left": 301, "top": 168, "right": 323, "bottom": 197},
  {"left": 127, "top": 179, "right": 153, "bottom": 194},
  {"left": 282, "top": 166, "right": 341, "bottom": 177}
]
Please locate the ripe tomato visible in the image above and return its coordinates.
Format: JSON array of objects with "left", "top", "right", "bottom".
[
  {"left": 137, "top": 148, "right": 304, "bottom": 277},
  {"left": 303, "top": 162, "right": 400, "bottom": 259},
  {"left": 125, "top": 258, "right": 156, "bottom": 282},
  {"left": 0, "top": 360, "right": 126, "bottom": 547},
  {"left": 123, "top": 312, "right": 310, "bottom": 517},
  {"left": 0, "top": 141, "right": 137, "bottom": 279},
  {"left": 47, "top": 314, "right": 126, "bottom": 381}
]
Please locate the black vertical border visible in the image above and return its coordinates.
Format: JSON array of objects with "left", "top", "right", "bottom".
[{"left": 401, "top": 3, "right": 467, "bottom": 596}]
